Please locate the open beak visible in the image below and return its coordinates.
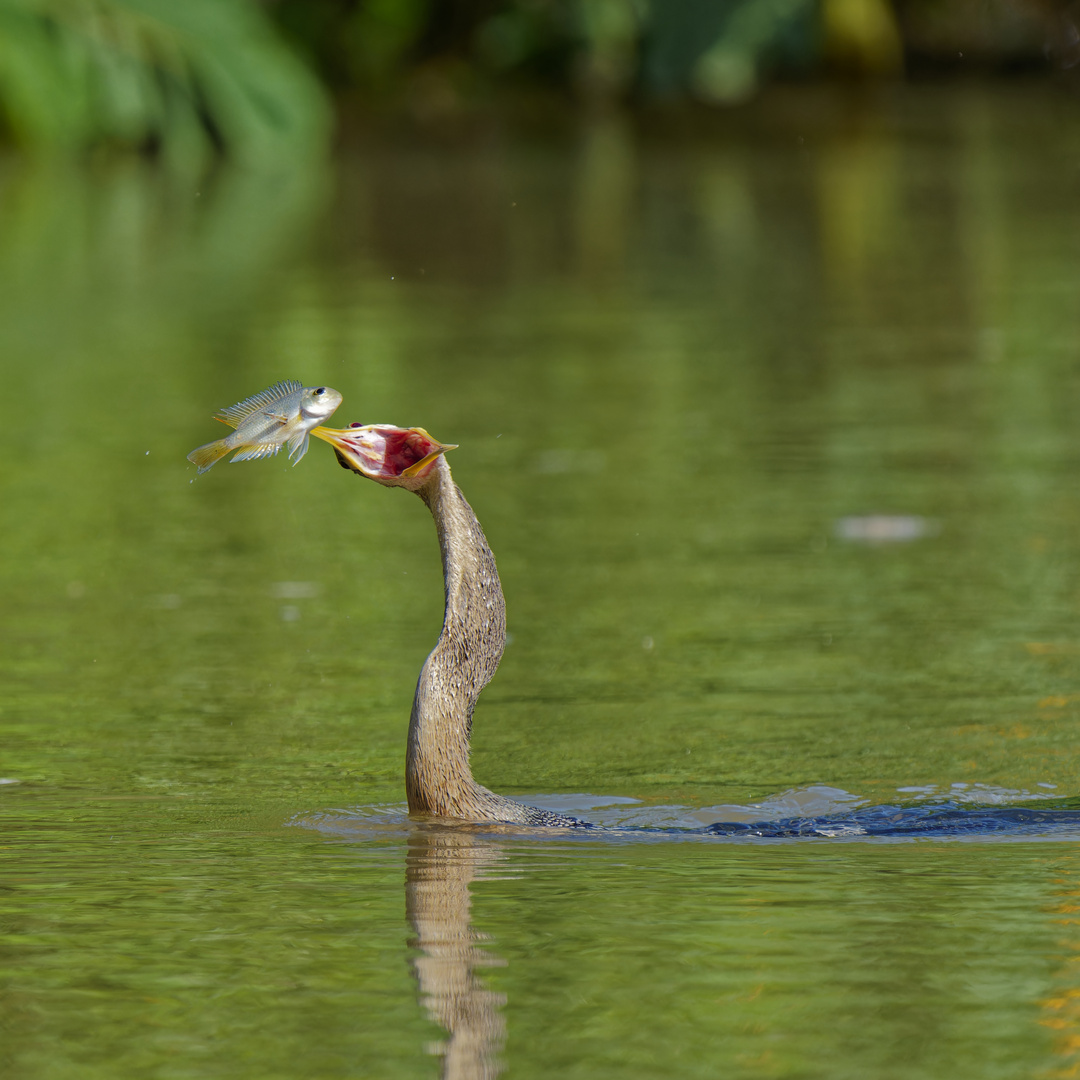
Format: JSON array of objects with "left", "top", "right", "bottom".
[{"left": 311, "top": 424, "right": 456, "bottom": 484}]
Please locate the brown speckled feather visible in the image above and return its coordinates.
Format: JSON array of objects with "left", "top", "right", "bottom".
[{"left": 405, "top": 457, "right": 582, "bottom": 827}]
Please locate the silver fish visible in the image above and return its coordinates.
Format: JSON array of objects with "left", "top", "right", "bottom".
[{"left": 187, "top": 380, "right": 343, "bottom": 474}]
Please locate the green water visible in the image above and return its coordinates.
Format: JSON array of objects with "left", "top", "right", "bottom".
[{"left": 5, "top": 83, "right": 1080, "bottom": 1077}]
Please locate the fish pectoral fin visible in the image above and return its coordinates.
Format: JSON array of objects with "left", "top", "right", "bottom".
[
  {"left": 266, "top": 412, "right": 290, "bottom": 424},
  {"left": 287, "top": 433, "right": 310, "bottom": 465}
]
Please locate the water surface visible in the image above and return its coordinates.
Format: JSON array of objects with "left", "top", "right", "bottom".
[{"left": 4, "top": 83, "right": 1080, "bottom": 1078}]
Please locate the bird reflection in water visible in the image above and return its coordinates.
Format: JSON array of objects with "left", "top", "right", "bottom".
[{"left": 406, "top": 829, "right": 509, "bottom": 1080}]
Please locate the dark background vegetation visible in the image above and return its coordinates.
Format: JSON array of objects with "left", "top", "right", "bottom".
[{"left": 0, "top": 0, "right": 1076, "bottom": 163}]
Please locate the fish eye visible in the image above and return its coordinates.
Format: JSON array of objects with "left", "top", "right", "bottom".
[{"left": 314, "top": 387, "right": 326, "bottom": 395}]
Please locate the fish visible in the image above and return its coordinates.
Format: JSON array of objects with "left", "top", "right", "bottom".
[{"left": 187, "top": 380, "right": 343, "bottom": 474}]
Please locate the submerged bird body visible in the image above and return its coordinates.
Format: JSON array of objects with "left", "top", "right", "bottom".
[
  {"left": 187, "top": 380, "right": 343, "bottom": 474},
  {"left": 305, "top": 424, "right": 1080, "bottom": 840},
  {"left": 313, "top": 423, "right": 585, "bottom": 828}
]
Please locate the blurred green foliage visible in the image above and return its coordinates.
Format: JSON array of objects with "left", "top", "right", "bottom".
[
  {"left": 0, "top": 0, "right": 1064, "bottom": 160},
  {"left": 270, "top": 0, "right": 846, "bottom": 105},
  {"left": 268, "top": 0, "right": 1056, "bottom": 115},
  {"left": 0, "top": 0, "right": 331, "bottom": 163}
]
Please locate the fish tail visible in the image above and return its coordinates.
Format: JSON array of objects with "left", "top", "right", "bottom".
[{"left": 187, "top": 438, "right": 234, "bottom": 474}]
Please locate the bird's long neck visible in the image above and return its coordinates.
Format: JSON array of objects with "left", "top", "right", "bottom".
[{"left": 407, "top": 456, "right": 507, "bottom": 819}]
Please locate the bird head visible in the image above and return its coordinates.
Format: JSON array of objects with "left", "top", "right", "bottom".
[{"left": 311, "top": 424, "right": 456, "bottom": 490}]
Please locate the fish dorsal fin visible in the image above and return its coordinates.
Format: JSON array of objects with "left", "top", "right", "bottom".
[{"left": 215, "top": 380, "right": 303, "bottom": 429}]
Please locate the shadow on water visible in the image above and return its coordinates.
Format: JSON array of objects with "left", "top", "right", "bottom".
[
  {"left": 406, "top": 831, "right": 509, "bottom": 1080},
  {"left": 330, "top": 805, "right": 1080, "bottom": 1080}
]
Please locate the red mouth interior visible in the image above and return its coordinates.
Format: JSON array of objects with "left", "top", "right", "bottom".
[{"left": 349, "top": 423, "right": 440, "bottom": 476}]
